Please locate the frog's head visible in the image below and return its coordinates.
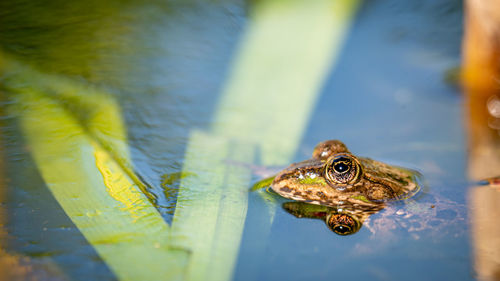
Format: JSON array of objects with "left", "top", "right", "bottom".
[{"left": 271, "top": 140, "right": 420, "bottom": 207}]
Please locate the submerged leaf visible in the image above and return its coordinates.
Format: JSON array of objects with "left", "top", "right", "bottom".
[{"left": 1, "top": 56, "right": 188, "bottom": 281}]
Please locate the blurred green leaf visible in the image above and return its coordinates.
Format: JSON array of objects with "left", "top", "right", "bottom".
[
  {"left": 172, "top": 0, "right": 360, "bottom": 280},
  {"left": 1, "top": 56, "right": 189, "bottom": 281},
  {"left": 0, "top": 0, "right": 359, "bottom": 279}
]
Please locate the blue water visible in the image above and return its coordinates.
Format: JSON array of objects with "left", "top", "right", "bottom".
[
  {"left": 1, "top": 0, "right": 472, "bottom": 280},
  {"left": 235, "top": 1, "right": 470, "bottom": 280}
]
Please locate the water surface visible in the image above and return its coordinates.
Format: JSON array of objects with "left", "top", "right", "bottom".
[{"left": 0, "top": 0, "right": 472, "bottom": 280}]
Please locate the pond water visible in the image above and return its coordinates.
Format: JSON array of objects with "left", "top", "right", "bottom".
[
  {"left": 236, "top": 1, "right": 470, "bottom": 280},
  {"left": 0, "top": 0, "right": 475, "bottom": 280}
]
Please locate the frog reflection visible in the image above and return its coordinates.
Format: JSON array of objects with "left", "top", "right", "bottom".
[
  {"left": 283, "top": 201, "right": 383, "bottom": 235},
  {"left": 270, "top": 140, "right": 421, "bottom": 235}
]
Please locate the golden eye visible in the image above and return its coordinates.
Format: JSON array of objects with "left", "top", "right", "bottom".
[
  {"left": 325, "top": 154, "right": 361, "bottom": 187},
  {"left": 326, "top": 213, "right": 360, "bottom": 235}
]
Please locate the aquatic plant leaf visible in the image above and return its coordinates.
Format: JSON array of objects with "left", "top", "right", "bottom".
[
  {"left": 0, "top": 58, "right": 156, "bottom": 203},
  {"left": 172, "top": 0, "right": 360, "bottom": 280},
  {"left": 2, "top": 59, "right": 189, "bottom": 281},
  {"left": 171, "top": 132, "right": 255, "bottom": 281},
  {"left": 213, "top": 0, "right": 361, "bottom": 165}
]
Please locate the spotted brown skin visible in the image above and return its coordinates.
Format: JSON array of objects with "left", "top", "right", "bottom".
[{"left": 271, "top": 140, "right": 420, "bottom": 209}]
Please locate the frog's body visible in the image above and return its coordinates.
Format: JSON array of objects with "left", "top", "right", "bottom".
[{"left": 271, "top": 140, "right": 420, "bottom": 209}]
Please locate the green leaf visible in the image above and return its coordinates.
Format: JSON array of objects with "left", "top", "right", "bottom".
[
  {"left": 0, "top": 0, "right": 360, "bottom": 279},
  {"left": 2, "top": 58, "right": 189, "bottom": 281},
  {"left": 172, "top": 0, "right": 360, "bottom": 280}
]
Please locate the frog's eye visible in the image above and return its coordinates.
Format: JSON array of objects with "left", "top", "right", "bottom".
[
  {"left": 325, "top": 154, "right": 361, "bottom": 187},
  {"left": 326, "top": 213, "right": 360, "bottom": 235}
]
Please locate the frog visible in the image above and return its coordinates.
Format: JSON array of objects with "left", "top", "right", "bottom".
[{"left": 271, "top": 140, "right": 421, "bottom": 209}]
